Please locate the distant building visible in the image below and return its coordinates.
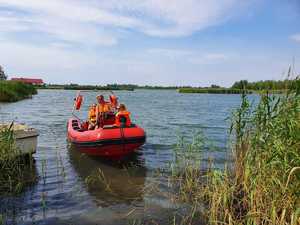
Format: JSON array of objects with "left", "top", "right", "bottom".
[{"left": 11, "top": 78, "right": 44, "bottom": 85}]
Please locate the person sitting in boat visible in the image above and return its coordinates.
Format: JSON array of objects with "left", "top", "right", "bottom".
[
  {"left": 115, "top": 104, "right": 131, "bottom": 127},
  {"left": 96, "top": 95, "right": 111, "bottom": 128},
  {"left": 88, "top": 104, "right": 97, "bottom": 130}
]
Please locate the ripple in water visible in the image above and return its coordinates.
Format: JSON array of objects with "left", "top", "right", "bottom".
[{"left": 0, "top": 90, "right": 258, "bottom": 224}]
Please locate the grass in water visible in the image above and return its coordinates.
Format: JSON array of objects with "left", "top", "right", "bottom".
[
  {"left": 0, "top": 123, "right": 37, "bottom": 195},
  {"left": 169, "top": 80, "right": 300, "bottom": 225}
]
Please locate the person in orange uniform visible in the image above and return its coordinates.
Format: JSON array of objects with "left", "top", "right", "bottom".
[
  {"left": 96, "top": 95, "right": 111, "bottom": 128},
  {"left": 109, "top": 94, "right": 118, "bottom": 112},
  {"left": 88, "top": 104, "right": 97, "bottom": 130},
  {"left": 115, "top": 104, "right": 131, "bottom": 127}
]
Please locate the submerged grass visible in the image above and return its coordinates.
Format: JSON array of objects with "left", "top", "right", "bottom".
[
  {"left": 169, "top": 80, "right": 300, "bottom": 224},
  {"left": 0, "top": 81, "right": 37, "bottom": 102},
  {"left": 0, "top": 123, "right": 37, "bottom": 195}
]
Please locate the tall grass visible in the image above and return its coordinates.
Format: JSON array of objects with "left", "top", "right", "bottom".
[
  {"left": 0, "top": 81, "right": 37, "bottom": 102},
  {"left": 170, "top": 80, "right": 300, "bottom": 224},
  {"left": 0, "top": 123, "right": 36, "bottom": 195}
]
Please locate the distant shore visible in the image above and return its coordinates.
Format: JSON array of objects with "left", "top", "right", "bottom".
[
  {"left": 30, "top": 78, "right": 300, "bottom": 94},
  {"left": 38, "top": 84, "right": 135, "bottom": 91},
  {"left": 178, "top": 79, "right": 299, "bottom": 94},
  {"left": 178, "top": 88, "right": 253, "bottom": 94},
  {"left": 38, "top": 84, "right": 182, "bottom": 91}
]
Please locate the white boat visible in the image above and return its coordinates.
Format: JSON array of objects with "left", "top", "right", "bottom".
[{"left": 0, "top": 123, "right": 38, "bottom": 157}]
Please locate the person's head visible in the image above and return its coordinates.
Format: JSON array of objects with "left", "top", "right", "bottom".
[
  {"left": 91, "top": 103, "right": 96, "bottom": 109},
  {"left": 118, "top": 103, "right": 126, "bottom": 111},
  {"left": 96, "top": 95, "right": 105, "bottom": 104}
]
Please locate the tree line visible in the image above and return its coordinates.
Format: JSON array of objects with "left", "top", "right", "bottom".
[{"left": 231, "top": 79, "right": 299, "bottom": 90}]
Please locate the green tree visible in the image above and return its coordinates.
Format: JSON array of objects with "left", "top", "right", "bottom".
[
  {"left": 210, "top": 84, "right": 221, "bottom": 88},
  {"left": 231, "top": 80, "right": 248, "bottom": 89},
  {"left": 0, "top": 65, "right": 7, "bottom": 80}
]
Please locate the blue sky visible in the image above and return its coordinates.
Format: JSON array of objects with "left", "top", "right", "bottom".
[{"left": 0, "top": 0, "right": 299, "bottom": 87}]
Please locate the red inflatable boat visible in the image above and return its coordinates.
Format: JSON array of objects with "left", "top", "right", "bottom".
[{"left": 67, "top": 92, "right": 146, "bottom": 159}]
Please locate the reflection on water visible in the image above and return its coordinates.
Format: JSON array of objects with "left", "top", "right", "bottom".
[
  {"left": 0, "top": 90, "right": 256, "bottom": 224},
  {"left": 68, "top": 146, "right": 147, "bottom": 207},
  {"left": 0, "top": 159, "right": 38, "bottom": 225}
]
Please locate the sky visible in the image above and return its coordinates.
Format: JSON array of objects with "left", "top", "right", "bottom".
[{"left": 0, "top": 0, "right": 299, "bottom": 87}]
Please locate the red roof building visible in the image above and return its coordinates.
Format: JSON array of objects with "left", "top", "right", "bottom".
[{"left": 11, "top": 78, "right": 44, "bottom": 85}]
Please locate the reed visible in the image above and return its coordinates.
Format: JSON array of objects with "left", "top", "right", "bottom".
[
  {"left": 0, "top": 81, "right": 37, "bottom": 102},
  {"left": 169, "top": 79, "right": 300, "bottom": 224},
  {"left": 0, "top": 123, "right": 37, "bottom": 195}
]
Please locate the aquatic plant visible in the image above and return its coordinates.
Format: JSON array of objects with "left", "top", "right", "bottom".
[
  {"left": 0, "top": 81, "right": 37, "bottom": 102},
  {"left": 169, "top": 82, "right": 300, "bottom": 224},
  {"left": 0, "top": 123, "right": 37, "bottom": 195}
]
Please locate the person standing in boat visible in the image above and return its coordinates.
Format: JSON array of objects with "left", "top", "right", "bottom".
[
  {"left": 96, "top": 95, "right": 111, "bottom": 128},
  {"left": 109, "top": 94, "right": 119, "bottom": 112},
  {"left": 88, "top": 104, "right": 97, "bottom": 130},
  {"left": 115, "top": 104, "right": 132, "bottom": 127}
]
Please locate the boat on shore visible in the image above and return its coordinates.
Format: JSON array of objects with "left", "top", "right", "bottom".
[
  {"left": 0, "top": 123, "right": 38, "bottom": 158},
  {"left": 67, "top": 93, "right": 146, "bottom": 159}
]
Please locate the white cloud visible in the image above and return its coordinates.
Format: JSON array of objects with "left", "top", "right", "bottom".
[
  {"left": 147, "top": 48, "right": 193, "bottom": 59},
  {"left": 204, "top": 53, "right": 228, "bottom": 60},
  {"left": 0, "top": 0, "right": 126, "bottom": 46},
  {"left": 0, "top": 39, "right": 166, "bottom": 84},
  {"left": 0, "top": 0, "right": 245, "bottom": 47},
  {"left": 290, "top": 33, "right": 300, "bottom": 43},
  {"left": 189, "top": 53, "right": 230, "bottom": 64},
  {"left": 0, "top": 39, "right": 296, "bottom": 87},
  {"left": 99, "top": 0, "right": 242, "bottom": 37},
  {"left": 147, "top": 48, "right": 231, "bottom": 64}
]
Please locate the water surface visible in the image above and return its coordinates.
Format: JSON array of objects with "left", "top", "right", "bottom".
[{"left": 0, "top": 89, "right": 251, "bottom": 224}]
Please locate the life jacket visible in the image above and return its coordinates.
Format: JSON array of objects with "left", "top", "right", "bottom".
[
  {"left": 88, "top": 107, "right": 97, "bottom": 123},
  {"left": 109, "top": 95, "right": 118, "bottom": 109},
  {"left": 97, "top": 103, "right": 110, "bottom": 113},
  {"left": 74, "top": 95, "right": 83, "bottom": 110},
  {"left": 115, "top": 111, "right": 131, "bottom": 127}
]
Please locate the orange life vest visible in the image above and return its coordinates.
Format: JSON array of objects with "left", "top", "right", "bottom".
[
  {"left": 74, "top": 95, "right": 83, "bottom": 110},
  {"left": 115, "top": 111, "right": 131, "bottom": 127},
  {"left": 88, "top": 107, "right": 97, "bottom": 123},
  {"left": 109, "top": 95, "right": 118, "bottom": 109},
  {"left": 97, "top": 103, "right": 110, "bottom": 113}
]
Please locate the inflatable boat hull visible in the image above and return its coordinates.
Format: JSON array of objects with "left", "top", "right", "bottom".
[{"left": 67, "top": 118, "right": 145, "bottom": 159}]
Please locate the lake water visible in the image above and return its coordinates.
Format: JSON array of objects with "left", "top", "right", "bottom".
[{"left": 0, "top": 89, "right": 250, "bottom": 224}]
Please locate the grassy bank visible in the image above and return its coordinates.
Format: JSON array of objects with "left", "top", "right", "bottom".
[
  {"left": 178, "top": 88, "right": 253, "bottom": 94},
  {"left": 0, "top": 81, "right": 37, "bottom": 102},
  {"left": 170, "top": 80, "right": 300, "bottom": 224}
]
